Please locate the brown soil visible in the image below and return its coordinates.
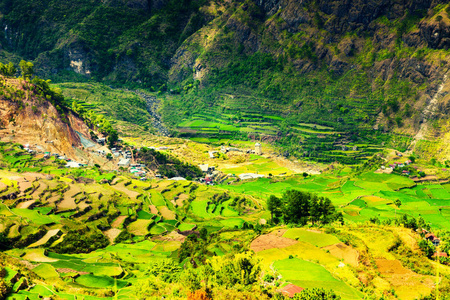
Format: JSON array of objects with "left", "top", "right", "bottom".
[
  {"left": 31, "top": 183, "right": 47, "bottom": 196},
  {"left": 111, "top": 215, "right": 127, "bottom": 228},
  {"left": 176, "top": 193, "right": 188, "bottom": 206},
  {"left": 155, "top": 231, "right": 186, "bottom": 242},
  {"left": 77, "top": 202, "right": 91, "bottom": 210},
  {"left": 375, "top": 259, "right": 410, "bottom": 274},
  {"left": 111, "top": 184, "right": 140, "bottom": 199},
  {"left": 323, "top": 243, "right": 359, "bottom": 266},
  {"left": 57, "top": 268, "right": 89, "bottom": 275},
  {"left": 149, "top": 205, "right": 158, "bottom": 214},
  {"left": 104, "top": 228, "right": 121, "bottom": 243},
  {"left": 46, "top": 195, "right": 61, "bottom": 204},
  {"left": 16, "top": 200, "right": 36, "bottom": 209},
  {"left": 17, "top": 181, "right": 33, "bottom": 194},
  {"left": 159, "top": 206, "right": 176, "bottom": 219},
  {"left": 57, "top": 185, "right": 81, "bottom": 211},
  {"left": 250, "top": 232, "right": 298, "bottom": 252}
]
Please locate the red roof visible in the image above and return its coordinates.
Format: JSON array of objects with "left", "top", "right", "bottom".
[
  {"left": 433, "top": 252, "right": 448, "bottom": 257},
  {"left": 280, "top": 284, "right": 304, "bottom": 298}
]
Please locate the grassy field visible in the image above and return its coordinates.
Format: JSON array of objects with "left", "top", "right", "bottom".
[{"left": 274, "top": 258, "right": 363, "bottom": 300}]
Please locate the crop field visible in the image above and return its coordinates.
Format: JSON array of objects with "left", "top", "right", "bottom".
[
  {"left": 274, "top": 258, "right": 363, "bottom": 300},
  {"left": 282, "top": 229, "right": 341, "bottom": 247},
  {"left": 2, "top": 138, "right": 450, "bottom": 299},
  {"left": 172, "top": 103, "right": 386, "bottom": 164},
  {"left": 219, "top": 169, "right": 450, "bottom": 229}
]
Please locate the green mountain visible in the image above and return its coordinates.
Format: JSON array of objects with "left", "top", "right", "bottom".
[{"left": 1, "top": 0, "right": 450, "bottom": 162}]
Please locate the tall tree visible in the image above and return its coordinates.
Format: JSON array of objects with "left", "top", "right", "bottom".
[
  {"left": 282, "top": 190, "right": 310, "bottom": 225},
  {"left": 19, "top": 60, "right": 34, "bottom": 80},
  {"left": 267, "top": 195, "right": 282, "bottom": 223}
]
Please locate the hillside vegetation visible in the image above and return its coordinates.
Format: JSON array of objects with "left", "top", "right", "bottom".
[{"left": 2, "top": 0, "right": 450, "bottom": 162}]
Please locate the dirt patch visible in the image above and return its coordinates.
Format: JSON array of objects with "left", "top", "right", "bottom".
[
  {"left": 155, "top": 231, "right": 186, "bottom": 242},
  {"left": 111, "top": 184, "right": 140, "bottom": 199},
  {"left": 78, "top": 202, "right": 91, "bottom": 211},
  {"left": 57, "top": 197, "right": 76, "bottom": 211},
  {"left": 30, "top": 182, "right": 47, "bottom": 197},
  {"left": 176, "top": 193, "right": 188, "bottom": 206},
  {"left": 111, "top": 215, "right": 127, "bottom": 228},
  {"left": 104, "top": 228, "right": 121, "bottom": 243},
  {"left": 57, "top": 184, "right": 81, "bottom": 210},
  {"left": 149, "top": 205, "right": 158, "bottom": 214},
  {"left": 16, "top": 200, "right": 35, "bottom": 209},
  {"left": 159, "top": 206, "right": 176, "bottom": 219},
  {"left": 376, "top": 259, "right": 410, "bottom": 274},
  {"left": 323, "top": 243, "right": 359, "bottom": 267},
  {"left": 250, "top": 233, "right": 298, "bottom": 252},
  {"left": 57, "top": 268, "right": 89, "bottom": 275},
  {"left": 47, "top": 195, "right": 61, "bottom": 204},
  {"left": 17, "top": 181, "right": 33, "bottom": 194}
]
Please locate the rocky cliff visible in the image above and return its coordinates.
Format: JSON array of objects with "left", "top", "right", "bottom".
[{"left": 0, "top": 77, "right": 90, "bottom": 157}]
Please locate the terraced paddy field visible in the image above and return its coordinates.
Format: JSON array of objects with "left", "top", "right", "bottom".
[
  {"left": 2, "top": 139, "right": 450, "bottom": 299},
  {"left": 220, "top": 170, "right": 450, "bottom": 229}
]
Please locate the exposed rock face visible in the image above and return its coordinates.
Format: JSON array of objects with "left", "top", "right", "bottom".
[
  {"left": 254, "top": 0, "right": 446, "bottom": 34},
  {"left": 67, "top": 42, "right": 95, "bottom": 76},
  {"left": 0, "top": 78, "right": 90, "bottom": 158},
  {"left": 420, "top": 19, "right": 450, "bottom": 49}
]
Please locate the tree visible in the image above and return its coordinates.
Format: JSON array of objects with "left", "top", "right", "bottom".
[
  {"left": 294, "top": 288, "right": 341, "bottom": 299},
  {"left": 208, "top": 252, "right": 261, "bottom": 287},
  {"left": 19, "top": 60, "right": 34, "bottom": 80},
  {"left": 107, "top": 130, "right": 119, "bottom": 148},
  {"left": 199, "top": 228, "right": 208, "bottom": 240},
  {"left": 0, "top": 233, "right": 10, "bottom": 250},
  {"left": 0, "top": 62, "right": 16, "bottom": 77},
  {"left": 282, "top": 190, "right": 310, "bottom": 225},
  {"left": 267, "top": 195, "right": 282, "bottom": 223},
  {"left": 418, "top": 239, "right": 435, "bottom": 258},
  {"left": 394, "top": 199, "right": 402, "bottom": 217}
]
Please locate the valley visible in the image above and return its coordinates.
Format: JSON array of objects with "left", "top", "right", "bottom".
[{"left": 2, "top": 0, "right": 450, "bottom": 299}]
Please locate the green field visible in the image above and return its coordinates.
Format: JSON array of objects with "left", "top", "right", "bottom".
[
  {"left": 283, "top": 229, "right": 341, "bottom": 247},
  {"left": 274, "top": 258, "right": 363, "bottom": 300}
]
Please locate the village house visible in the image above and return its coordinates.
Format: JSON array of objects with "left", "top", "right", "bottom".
[
  {"left": 280, "top": 284, "right": 304, "bottom": 298},
  {"left": 118, "top": 158, "right": 131, "bottom": 168},
  {"left": 433, "top": 252, "right": 448, "bottom": 258},
  {"left": 425, "top": 233, "right": 441, "bottom": 246}
]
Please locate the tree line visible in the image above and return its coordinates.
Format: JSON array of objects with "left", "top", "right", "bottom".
[{"left": 267, "top": 190, "right": 343, "bottom": 225}]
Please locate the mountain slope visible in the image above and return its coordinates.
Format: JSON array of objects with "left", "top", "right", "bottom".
[
  {"left": 2, "top": 0, "right": 450, "bottom": 160},
  {"left": 0, "top": 75, "right": 91, "bottom": 157}
]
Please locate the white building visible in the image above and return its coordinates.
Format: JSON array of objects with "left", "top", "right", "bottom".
[{"left": 255, "top": 143, "right": 262, "bottom": 155}]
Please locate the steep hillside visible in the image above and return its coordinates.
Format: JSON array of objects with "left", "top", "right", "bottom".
[
  {"left": 0, "top": 75, "right": 91, "bottom": 158},
  {"left": 2, "top": 0, "right": 450, "bottom": 161}
]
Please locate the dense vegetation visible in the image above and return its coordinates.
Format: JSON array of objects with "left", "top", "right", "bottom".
[
  {"left": 136, "top": 146, "right": 203, "bottom": 178},
  {"left": 267, "top": 190, "right": 341, "bottom": 225}
]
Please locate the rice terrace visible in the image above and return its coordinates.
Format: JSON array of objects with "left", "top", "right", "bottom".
[{"left": 4, "top": 0, "right": 450, "bottom": 299}]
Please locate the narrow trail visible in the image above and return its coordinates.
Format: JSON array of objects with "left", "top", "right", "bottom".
[
  {"left": 410, "top": 73, "right": 449, "bottom": 151},
  {"left": 134, "top": 90, "right": 170, "bottom": 137}
]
